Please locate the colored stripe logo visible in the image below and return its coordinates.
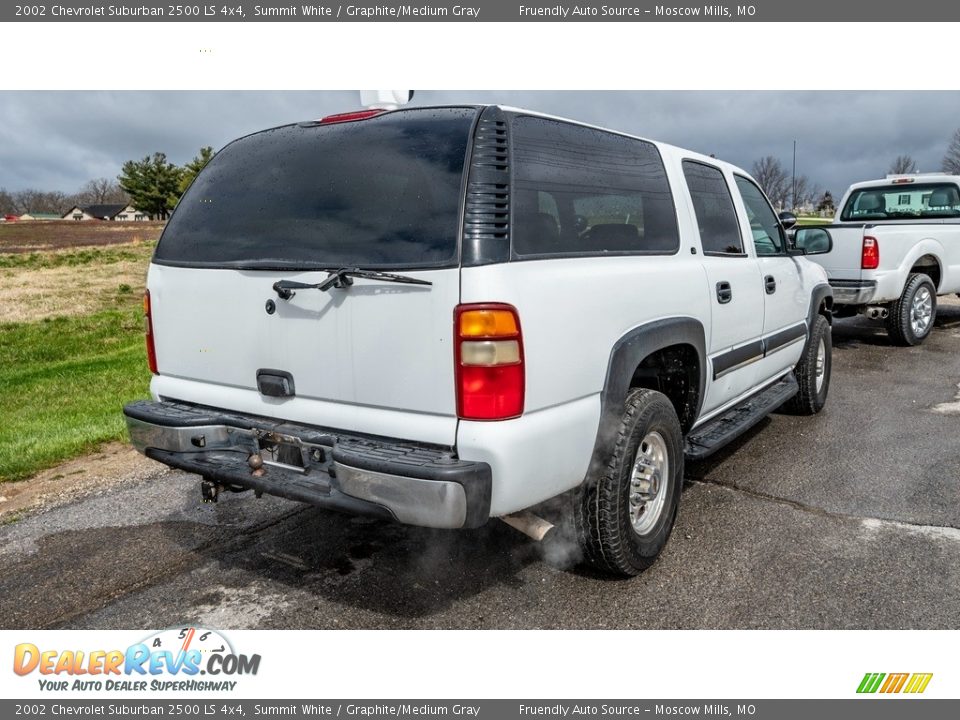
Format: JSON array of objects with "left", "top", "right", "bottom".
[{"left": 857, "top": 672, "right": 933, "bottom": 694}]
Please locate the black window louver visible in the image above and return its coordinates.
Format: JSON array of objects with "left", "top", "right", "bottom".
[{"left": 462, "top": 108, "right": 511, "bottom": 266}]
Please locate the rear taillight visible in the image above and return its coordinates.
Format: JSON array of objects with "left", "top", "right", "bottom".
[
  {"left": 144, "top": 290, "right": 158, "bottom": 374},
  {"left": 319, "top": 109, "right": 386, "bottom": 125},
  {"left": 862, "top": 236, "right": 880, "bottom": 270},
  {"left": 455, "top": 304, "right": 524, "bottom": 420}
]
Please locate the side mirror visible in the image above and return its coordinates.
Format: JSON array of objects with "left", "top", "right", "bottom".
[
  {"left": 778, "top": 211, "right": 798, "bottom": 230},
  {"left": 794, "top": 227, "right": 833, "bottom": 255}
]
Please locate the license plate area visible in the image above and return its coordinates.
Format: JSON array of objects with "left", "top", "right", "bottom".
[{"left": 255, "top": 430, "right": 306, "bottom": 473}]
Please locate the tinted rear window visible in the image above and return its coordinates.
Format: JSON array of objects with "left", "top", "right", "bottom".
[
  {"left": 155, "top": 108, "right": 477, "bottom": 269},
  {"left": 511, "top": 116, "right": 679, "bottom": 257},
  {"left": 840, "top": 182, "right": 960, "bottom": 221}
]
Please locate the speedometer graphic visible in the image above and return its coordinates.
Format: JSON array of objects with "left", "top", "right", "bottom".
[{"left": 140, "top": 626, "right": 234, "bottom": 658}]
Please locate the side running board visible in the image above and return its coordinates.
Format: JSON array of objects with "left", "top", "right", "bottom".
[{"left": 684, "top": 374, "right": 799, "bottom": 461}]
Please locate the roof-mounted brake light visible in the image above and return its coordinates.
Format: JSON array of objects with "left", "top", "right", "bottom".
[{"left": 319, "top": 109, "right": 386, "bottom": 125}]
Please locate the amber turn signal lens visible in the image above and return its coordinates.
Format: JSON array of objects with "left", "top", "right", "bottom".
[{"left": 459, "top": 309, "right": 519, "bottom": 338}]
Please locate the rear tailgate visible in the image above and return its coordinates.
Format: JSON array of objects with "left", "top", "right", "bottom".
[
  {"left": 147, "top": 107, "right": 479, "bottom": 447},
  {"left": 806, "top": 224, "right": 866, "bottom": 280}
]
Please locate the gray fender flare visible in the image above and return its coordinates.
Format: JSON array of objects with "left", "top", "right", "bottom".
[
  {"left": 807, "top": 283, "right": 833, "bottom": 332},
  {"left": 586, "top": 317, "right": 707, "bottom": 482}
]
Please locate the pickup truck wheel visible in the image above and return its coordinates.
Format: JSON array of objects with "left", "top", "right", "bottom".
[
  {"left": 886, "top": 273, "right": 937, "bottom": 346},
  {"left": 575, "top": 388, "right": 683, "bottom": 577},
  {"left": 784, "top": 314, "right": 831, "bottom": 415}
]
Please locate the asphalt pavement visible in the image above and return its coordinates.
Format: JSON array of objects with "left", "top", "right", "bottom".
[{"left": 2, "top": 300, "right": 958, "bottom": 629}]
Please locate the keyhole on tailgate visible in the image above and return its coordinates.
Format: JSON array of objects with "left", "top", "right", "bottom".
[{"left": 265, "top": 299, "right": 276, "bottom": 315}]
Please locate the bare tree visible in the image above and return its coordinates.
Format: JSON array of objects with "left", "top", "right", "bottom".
[
  {"left": 1, "top": 179, "right": 130, "bottom": 218},
  {"left": 75, "top": 178, "right": 128, "bottom": 206},
  {"left": 888, "top": 155, "right": 918, "bottom": 175},
  {"left": 0, "top": 188, "right": 15, "bottom": 215},
  {"left": 10, "top": 189, "right": 67, "bottom": 215},
  {"left": 751, "top": 156, "right": 790, "bottom": 209},
  {"left": 791, "top": 175, "right": 821, "bottom": 209},
  {"left": 944, "top": 128, "right": 960, "bottom": 175}
]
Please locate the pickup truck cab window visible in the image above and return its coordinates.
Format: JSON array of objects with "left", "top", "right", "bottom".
[
  {"left": 511, "top": 116, "right": 679, "bottom": 257},
  {"left": 840, "top": 182, "right": 960, "bottom": 220},
  {"left": 682, "top": 160, "right": 744, "bottom": 255},
  {"left": 735, "top": 175, "right": 785, "bottom": 256}
]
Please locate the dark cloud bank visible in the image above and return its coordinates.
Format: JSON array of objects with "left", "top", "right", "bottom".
[{"left": 1, "top": 90, "right": 958, "bottom": 196}]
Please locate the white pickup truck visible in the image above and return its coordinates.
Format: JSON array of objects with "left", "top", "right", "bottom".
[
  {"left": 804, "top": 174, "right": 960, "bottom": 345},
  {"left": 123, "top": 105, "right": 834, "bottom": 575}
]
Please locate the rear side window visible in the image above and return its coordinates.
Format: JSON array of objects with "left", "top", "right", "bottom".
[
  {"left": 682, "top": 161, "right": 743, "bottom": 255},
  {"left": 511, "top": 117, "right": 679, "bottom": 257},
  {"left": 155, "top": 108, "right": 477, "bottom": 269}
]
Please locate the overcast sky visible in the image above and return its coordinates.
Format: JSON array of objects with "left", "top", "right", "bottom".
[{"left": 1, "top": 91, "right": 958, "bottom": 196}]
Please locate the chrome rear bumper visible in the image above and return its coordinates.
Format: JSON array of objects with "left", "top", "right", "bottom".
[{"left": 829, "top": 279, "right": 877, "bottom": 306}]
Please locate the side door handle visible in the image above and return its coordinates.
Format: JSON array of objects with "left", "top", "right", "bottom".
[
  {"left": 716, "top": 281, "right": 733, "bottom": 304},
  {"left": 764, "top": 275, "right": 777, "bottom": 294}
]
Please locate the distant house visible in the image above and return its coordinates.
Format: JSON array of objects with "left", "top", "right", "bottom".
[
  {"left": 62, "top": 204, "right": 147, "bottom": 222},
  {"left": 19, "top": 212, "right": 62, "bottom": 221}
]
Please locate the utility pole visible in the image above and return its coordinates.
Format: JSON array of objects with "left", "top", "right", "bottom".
[{"left": 791, "top": 140, "right": 797, "bottom": 211}]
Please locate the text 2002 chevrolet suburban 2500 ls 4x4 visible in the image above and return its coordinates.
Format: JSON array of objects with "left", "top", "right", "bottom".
[
  {"left": 804, "top": 174, "right": 960, "bottom": 345},
  {"left": 124, "top": 105, "right": 834, "bottom": 576}
]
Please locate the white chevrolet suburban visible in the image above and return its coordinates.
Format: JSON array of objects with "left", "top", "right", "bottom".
[
  {"left": 124, "top": 105, "right": 834, "bottom": 575},
  {"left": 804, "top": 174, "right": 960, "bottom": 345}
]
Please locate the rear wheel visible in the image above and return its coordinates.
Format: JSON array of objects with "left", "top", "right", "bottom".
[
  {"left": 575, "top": 388, "right": 683, "bottom": 577},
  {"left": 886, "top": 273, "right": 936, "bottom": 346},
  {"left": 785, "top": 314, "right": 831, "bottom": 415}
]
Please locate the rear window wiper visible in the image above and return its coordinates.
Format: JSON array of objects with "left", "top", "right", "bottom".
[{"left": 273, "top": 268, "right": 432, "bottom": 299}]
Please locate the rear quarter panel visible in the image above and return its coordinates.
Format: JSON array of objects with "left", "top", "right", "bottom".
[
  {"left": 458, "top": 253, "right": 710, "bottom": 515},
  {"left": 866, "top": 224, "right": 960, "bottom": 298}
]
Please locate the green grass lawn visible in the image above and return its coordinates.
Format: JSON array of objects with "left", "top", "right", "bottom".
[
  {"left": 0, "top": 243, "right": 151, "bottom": 270},
  {"left": 0, "top": 304, "right": 151, "bottom": 482},
  {"left": 795, "top": 216, "right": 832, "bottom": 226}
]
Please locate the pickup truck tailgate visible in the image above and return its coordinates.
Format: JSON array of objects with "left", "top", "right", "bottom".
[{"left": 810, "top": 225, "right": 866, "bottom": 281}]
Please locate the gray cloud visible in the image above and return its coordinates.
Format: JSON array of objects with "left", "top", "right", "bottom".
[{"left": 1, "top": 90, "right": 958, "bottom": 196}]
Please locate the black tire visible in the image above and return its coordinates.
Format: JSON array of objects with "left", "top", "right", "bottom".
[
  {"left": 886, "top": 273, "right": 937, "bottom": 346},
  {"left": 784, "top": 314, "right": 832, "bottom": 415},
  {"left": 575, "top": 388, "right": 684, "bottom": 577}
]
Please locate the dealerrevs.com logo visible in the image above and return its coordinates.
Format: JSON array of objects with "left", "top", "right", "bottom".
[
  {"left": 857, "top": 672, "right": 933, "bottom": 694},
  {"left": 13, "top": 627, "right": 261, "bottom": 692}
]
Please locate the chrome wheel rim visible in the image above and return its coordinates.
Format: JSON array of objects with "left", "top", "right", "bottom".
[
  {"left": 910, "top": 286, "right": 933, "bottom": 336},
  {"left": 629, "top": 431, "right": 669, "bottom": 536},
  {"left": 815, "top": 337, "right": 826, "bottom": 393}
]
